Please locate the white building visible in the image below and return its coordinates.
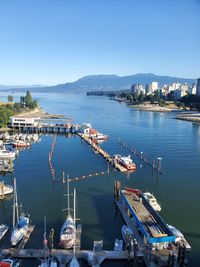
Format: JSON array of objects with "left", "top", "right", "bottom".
[
  {"left": 146, "top": 82, "right": 158, "bottom": 95},
  {"left": 10, "top": 117, "right": 40, "bottom": 127},
  {"left": 131, "top": 84, "right": 145, "bottom": 94}
]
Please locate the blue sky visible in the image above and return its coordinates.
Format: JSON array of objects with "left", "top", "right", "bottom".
[{"left": 0, "top": 0, "right": 199, "bottom": 85}]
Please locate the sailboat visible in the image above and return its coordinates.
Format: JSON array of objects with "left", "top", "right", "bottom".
[
  {"left": 11, "top": 178, "right": 30, "bottom": 246},
  {"left": 59, "top": 176, "right": 75, "bottom": 249},
  {"left": 69, "top": 188, "right": 80, "bottom": 267},
  {"left": 39, "top": 217, "right": 57, "bottom": 267}
]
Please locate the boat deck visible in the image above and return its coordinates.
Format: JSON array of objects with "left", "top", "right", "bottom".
[{"left": 124, "top": 192, "right": 167, "bottom": 238}]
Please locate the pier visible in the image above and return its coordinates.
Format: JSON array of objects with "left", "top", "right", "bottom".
[
  {"left": 118, "top": 138, "right": 165, "bottom": 174},
  {"left": 78, "top": 133, "right": 128, "bottom": 172}
]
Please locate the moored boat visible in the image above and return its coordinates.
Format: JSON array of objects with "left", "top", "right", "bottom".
[
  {"left": 12, "top": 141, "right": 30, "bottom": 148},
  {"left": 114, "top": 154, "right": 136, "bottom": 171},
  {"left": 59, "top": 176, "right": 75, "bottom": 249},
  {"left": 0, "top": 144, "right": 15, "bottom": 159},
  {"left": 11, "top": 179, "right": 30, "bottom": 246},
  {"left": 143, "top": 192, "right": 161, "bottom": 212},
  {"left": 0, "top": 259, "right": 20, "bottom": 267},
  {"left": 0, "top": 224, "right": 9, "bottom": 241},
  {"left": 167, "top": 224, "right": 191, "bottom": 250}
]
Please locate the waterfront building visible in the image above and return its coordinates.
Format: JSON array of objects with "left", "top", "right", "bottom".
[
  {"left": 196, "top": 78, "right": 200, "bottom": 96},
  {"left": 10, "top": 116, "right": 40, "bottom": 127},
  {"left": 174, "top": 89, "right": 188, "bottom": 100}
]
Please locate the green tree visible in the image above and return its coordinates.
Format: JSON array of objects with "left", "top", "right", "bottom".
[
  {"left": 7, "top": 95, "right": 13, "bottom": 102},
  {"left": 25, "top": 91, "right": 33, "bottom": 107}
]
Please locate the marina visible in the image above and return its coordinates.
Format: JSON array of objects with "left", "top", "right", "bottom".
[{"left": 0, "top": 92, "right": 198, "bottom": 266}]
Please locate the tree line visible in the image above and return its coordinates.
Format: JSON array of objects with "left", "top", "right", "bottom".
[{"left": 0, "top": 91, "right": 38, "bottom": 128}]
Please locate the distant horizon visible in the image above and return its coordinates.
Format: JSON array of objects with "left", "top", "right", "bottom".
[{"left": 0, "top": 72, "right": 198, "bottom": 87}]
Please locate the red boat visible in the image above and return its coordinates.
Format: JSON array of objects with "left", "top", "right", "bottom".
[{"left": 114, "top": 154, "right": 136, "bottom": 171}]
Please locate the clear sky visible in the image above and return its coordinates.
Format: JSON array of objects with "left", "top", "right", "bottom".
[{"left": 0, "top": 0, "right": 199, "bottom": 85}]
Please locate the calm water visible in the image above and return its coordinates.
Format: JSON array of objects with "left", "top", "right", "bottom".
[{"left": 0, "top": 92, "right": 200, "bottom": 266}]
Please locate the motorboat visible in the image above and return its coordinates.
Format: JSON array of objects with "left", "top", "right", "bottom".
[
  {"left": 0, "top": 224, "right": 9, "bottom": 240},
  {"left": 0, "top": 259, "right": 20, "bottom": 267},
  {"left": 114, "top": 154, "right": 136, "bottom": 171},
  {"left": 0, "top": 182, "right": 13, "bottom": 197},
  {"left": 11, "top": 179, "right": 30, "bottom": 246},
  {"left": 143, "top": 192, "right": 161, "bottom": 212},
  {"left": 0, "top": 144, "right": 15, "bottom": 159},
  {"left": 167, "top": 224, "right": 191, "bottom": 250},
  {"left": 12, "top": 141, "right": 30, "bottom": 148}
]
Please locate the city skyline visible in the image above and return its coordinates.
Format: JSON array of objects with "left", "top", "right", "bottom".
[{"left": 0, "top": 0, "right": 200, "bottom": 85}]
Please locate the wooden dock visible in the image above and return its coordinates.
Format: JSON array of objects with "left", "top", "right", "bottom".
[{"left": 17, "top": 225, "right": 35, "bottom": 251}]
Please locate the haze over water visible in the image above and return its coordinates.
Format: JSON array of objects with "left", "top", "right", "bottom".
[{"left": 0, "top": 92, "right": 200, "bottom": 266}]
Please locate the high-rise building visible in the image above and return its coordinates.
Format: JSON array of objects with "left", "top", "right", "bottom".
[
  {"left": 196, "top": 78, "right": 200, "bottom": 96},
  {"left": 146, "top": 81, "right": 158, "bottom": 95}
]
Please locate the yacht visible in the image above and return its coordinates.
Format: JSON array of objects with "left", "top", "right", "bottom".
[
  {"left": 143, "top": 192, "right": 161, "bottom": 212},
  {"left": 11, "top": 179, "right": 30, "bottom": 246},
  {"left": 0, "top": 224, "right": 9, "bottom": 241},
  {"left": 59, "top": 177, "right": 75, "bottom": 249},
  {"left": 114, "top": 154, "right": 136, "bottom": 171}
]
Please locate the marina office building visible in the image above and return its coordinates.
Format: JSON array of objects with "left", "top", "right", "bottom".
[{"left": 10, "top": 117, "right": 40, "bottom": 128}]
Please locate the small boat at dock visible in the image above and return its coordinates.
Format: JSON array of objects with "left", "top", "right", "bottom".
[
  {"left": 12, "top": 141, "right": 30, "bottom": 148},
  {"left": 114, "top": 154, "right": 136, "bottom": 171},
  {"left": 0, "top": 224, "right": 9, "bottom": 241},
  {"left": 11, "top": 179, "right": 30, "bottom": 246},
  {"left": 59, "top": 177, "right": 76, "bottom": 249},
  {"left": 0, "top": 259, "right": 20, "bottom": 267},
  {"left": 167, "top": 224, "right": 191, "bottom": 250},
  {"left": 0, "top": 143, "right": 15, "bottom": 160},
  {"left": 143, "top": 192, "right": 161, "bottom": 212}
]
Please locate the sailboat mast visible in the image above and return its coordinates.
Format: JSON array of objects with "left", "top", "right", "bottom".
[
  {"left": 73, "top": 188, "right": 76, "bottom": 256},
  {"left": 13, "top": 179, "right": 16, "bottom": 228},
  {"left": 15, "top": 179, "right": 19, "bottom": 222},
  {"left": 67, "top": 174, "right": 70, "bottom": 217}
]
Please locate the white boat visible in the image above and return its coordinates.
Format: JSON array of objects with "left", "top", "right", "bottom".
[
  {"left": 12, "top": 141, "right": 30, "bottom": 148},
  {"left": 59, "top": 176, "right": 75, "bottom": 249},
  {"left": 0, "top": 259, "right": 20, "bottom": 267},
  {"left": 167, "top": 224, "right": 191, "bottom": 250},
  {"left": 90, "top": 132, "right": 108, "bottom": 142},
  {"left": 143, "top": 192, "right": 161, "bottom": 212},
  {"left": 11, "top": 179, "right": 30, "bottom": 246},
  {"left": 114, "top": 154, "right": 136, "bottom": 171},
  {"left": 0, "top": 224, "right": 9, "bottom": 240},
  {"left": 0, "top": 182, "right": 13, "bottom": 197},
  {"left": 0, "top": 144, "right": 15, "bottom": 159}
]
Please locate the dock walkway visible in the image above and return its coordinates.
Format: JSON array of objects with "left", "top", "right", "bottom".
[{"left": 78, "top": 133, "right": 127, "bottom": 172}]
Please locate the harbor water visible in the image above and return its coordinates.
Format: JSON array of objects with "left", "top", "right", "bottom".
[{"left": 0, "top": 92, "right": 200, "bottom": 266}]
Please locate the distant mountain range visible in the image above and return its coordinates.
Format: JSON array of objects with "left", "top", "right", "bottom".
[{"left": 0, "top": 73, "right": 196, "bottom": 93}]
